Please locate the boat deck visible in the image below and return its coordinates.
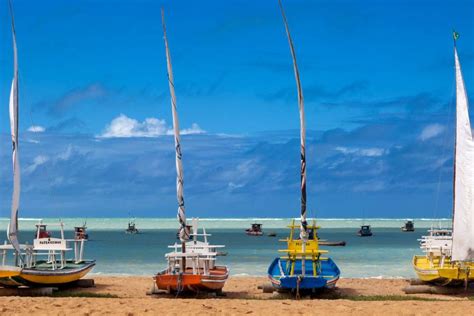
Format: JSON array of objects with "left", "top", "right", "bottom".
[{"left": 26, "top": 260, "right": 93, "bottom": 271}]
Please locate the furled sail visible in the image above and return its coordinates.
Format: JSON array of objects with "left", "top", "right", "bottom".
[
  {"left": 451, "top": 37, "right": 474, "bottom": 261},
  {"left": 278, "top": 0, "right": 308, "bottom": 240},
  {"left": 7, "top": 0, "right": 21, "bottom": 256},
  {"left": 161, "top": 9, "right": 189, "bottom": 243}
]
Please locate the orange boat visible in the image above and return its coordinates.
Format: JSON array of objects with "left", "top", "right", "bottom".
[
  {"left": 155, "top": 219, "right": 229, "bottom": 293},
  {"left": 154, "top": 10, "right": 229, "bottom": 295},
  {"left": 155, "top": 265, "right": 229, "bottom": 293}
]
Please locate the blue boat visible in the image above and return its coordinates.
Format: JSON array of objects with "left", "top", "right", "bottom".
[
  {"left": 267, "top": 0, "right": 342, "bottom": 296},
  {"left": 267, "top": 221, "right": 340, "bottom": 293}
]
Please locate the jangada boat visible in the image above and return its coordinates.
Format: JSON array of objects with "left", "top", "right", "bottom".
[
  {"left": 155, "top": 219, "right": 229, "bottom": 292},
  {"left": 267, "top": 0, "right": 340, "bottom": 296},
  {"left": 413, "top": 32, "right": 474, "bottom": 286},
  {"left": 154, "top": 9, "right": 229, "bottom": 294},
  {"left": 0, "top": 1, "right": 95, "bottom": 287}
]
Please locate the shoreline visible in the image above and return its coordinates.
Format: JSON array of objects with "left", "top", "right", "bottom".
[{"left": 89, "top": 272, "right": 409, "bottom": 279}]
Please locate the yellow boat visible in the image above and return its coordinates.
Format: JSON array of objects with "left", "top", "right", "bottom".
[
  {"left": 0, "top": 223, "right": 95, "bottom": 287},
  {"left": 413, "top": 33, "right": 474, "bottom": 286},
  {"left": 0, "top": 261, "right": 95, "bottom": 287},
  {"left": 413, "top": 255, "right": 474, "bottom": 285}
]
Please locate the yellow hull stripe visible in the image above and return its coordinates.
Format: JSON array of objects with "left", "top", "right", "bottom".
[{"left": 19, "top": 266, "right": 94, "bottom": 285}]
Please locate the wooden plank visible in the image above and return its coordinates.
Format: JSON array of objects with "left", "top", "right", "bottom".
[{"left": 0, "top": 287, "right": 55, "bottom": 296}]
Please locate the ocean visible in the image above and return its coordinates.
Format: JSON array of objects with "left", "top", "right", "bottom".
[{"left": 0, "top": 217, "right": 452, "bottom": 278}]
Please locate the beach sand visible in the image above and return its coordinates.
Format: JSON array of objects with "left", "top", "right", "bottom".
[{"left": 0, "top": 276, "right": 473, "bottom": 315}]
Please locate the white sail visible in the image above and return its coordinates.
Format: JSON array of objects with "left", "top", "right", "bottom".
[
  {"left": 161, "top": 9, "right": 188, "bottom": 242},
  {"left": 7, "top": 0, "right": 21, "bottom": 255},
  {"left": 278, "top": 0, "right": 308, "bottom": 240},
  {"left": 451, "top": 45, "right": 474, "bottom": 261}
]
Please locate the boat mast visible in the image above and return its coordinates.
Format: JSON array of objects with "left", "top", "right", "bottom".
[
  {"left": 7, "top": 0, "right": 22, "bottom": 261},
  {"left": 278, "top": 0, "right": 308, "bottom": 274},
  {"left": 161, "top": 9, "right": 189, "bottom": 269}
]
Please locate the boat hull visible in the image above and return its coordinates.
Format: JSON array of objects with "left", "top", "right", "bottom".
[
  {"left": 246, "top": 231, "right": 263, "bottom": 236},
  {"left": 0, "top": 260, "right": 95, "bottom": 287},
  {"left": 268, "top": 257, "right": 340, "bottom": 292},
  {"left": 155, "top": 265, "right": 229, "bottom": 293},
  {"left": 413, "top": 255, "right": 474, "bottom": 285},
  {"left": 0, "top": 266, "right": 22, "bottom": 279}
]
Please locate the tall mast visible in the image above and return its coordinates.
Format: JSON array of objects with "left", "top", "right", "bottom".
[
  {"left": 7, "top": 0, "right": 22, "bottom": 259},
  {"left": 278, "top": 0, "right": 308, "bottom": 240},
  {"left": 161, "top": 10, "right": 189, "bottom": 253}
]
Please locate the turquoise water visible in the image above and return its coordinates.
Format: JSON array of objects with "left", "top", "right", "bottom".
[{"left": 0, "top": 218, "right": 452, "bottom": 278}]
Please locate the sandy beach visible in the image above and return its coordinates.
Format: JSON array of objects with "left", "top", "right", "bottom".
[{"left": 0, "top": 276, "right": 473, "bottom": 315}]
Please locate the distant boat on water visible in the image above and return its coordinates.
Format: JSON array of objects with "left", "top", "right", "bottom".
[
  {"left": 357, "top": 225, "right": 373, "bottom": 237},
  {"left": 35, "top": 223, "right": 51, "bottom": 239},
  {"left": 401, "top": 220, "right": 415, "bottom": 232},
  {"left": 74, "top": 222, "right": 89, "bottom": 240},
  {"left": 125, "top": 218, "right": 139, "bottom": 234},
  {"left": 246, "top": 223, "right": 263, "bottom": 236}
]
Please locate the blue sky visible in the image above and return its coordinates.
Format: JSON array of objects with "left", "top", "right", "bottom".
[{"left": 0, "top": 0, "right": 473, "bottom": 218}]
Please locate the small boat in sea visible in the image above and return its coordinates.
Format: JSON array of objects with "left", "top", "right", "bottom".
[
  {"left": 413, "top": 32, "right": 474, "bottom": 285},
  {"left": 0, "top": 1, "right": 95, "bottom": 287},
  {"left": 267, "top": 0, "right": 340, "bottom": 296},
  {"left": 74, "top": 222, "right": 89, "bottom": 240},
  {"left": 246, "top": 223, "right": 263, "bottom": 236},
  {"left": 125, "top": 219, "right": 139, "bottom": 234},
  {"left": 357, "top": 225, "right": 373, "bottom": 237},
  {"left": 35, "top": 223, "right": 51, "bottom": 239},
  {"left": 402, "top": 220, "right": 415, "bottom": 232},
  {"left": 268, "top": 232, "right": 277, "bottom": 237},
  {"left": 154, "top": 9, "right": 229, "bottom": 294}
]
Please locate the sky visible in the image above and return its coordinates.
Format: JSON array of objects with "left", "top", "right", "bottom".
[{"left": 0, "top": 0, "right": 473, "bottom": 218}]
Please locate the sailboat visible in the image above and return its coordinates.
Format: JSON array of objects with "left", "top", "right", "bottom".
[
  {"left": 413, "top": 31, "right": 474, "bottom": 285},
  {"left": 267, "top": 0, "right": 340, "bottom": 295},
  {"left": 0, "top": 0, "right": 95, "bottom": 287},
  {"left": 154, "top": 9, "right": 229, "bottom": 294}
]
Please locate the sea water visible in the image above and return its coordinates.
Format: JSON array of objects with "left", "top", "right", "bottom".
[{"left": 0, "top": 218, "right": 452, "bottom": 278}]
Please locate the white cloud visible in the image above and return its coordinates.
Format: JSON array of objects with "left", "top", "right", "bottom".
[
  {"left": 419, "top": 124, "right": 445, "bottom": 141},
  {"left": 335, "top": 146, "right": 386, "bottom": 157},
  {"left": 181, "top": 123, "right": 205, "bottom": 135},
  {"left": 27, "top": 125, "right": 45, "bottom": 133},
  {"left": 100, "top": 114, "right": 205, "bottom": 138},
  {"left": 24, "top": 155, "right": 49, "bottom": 175}
]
